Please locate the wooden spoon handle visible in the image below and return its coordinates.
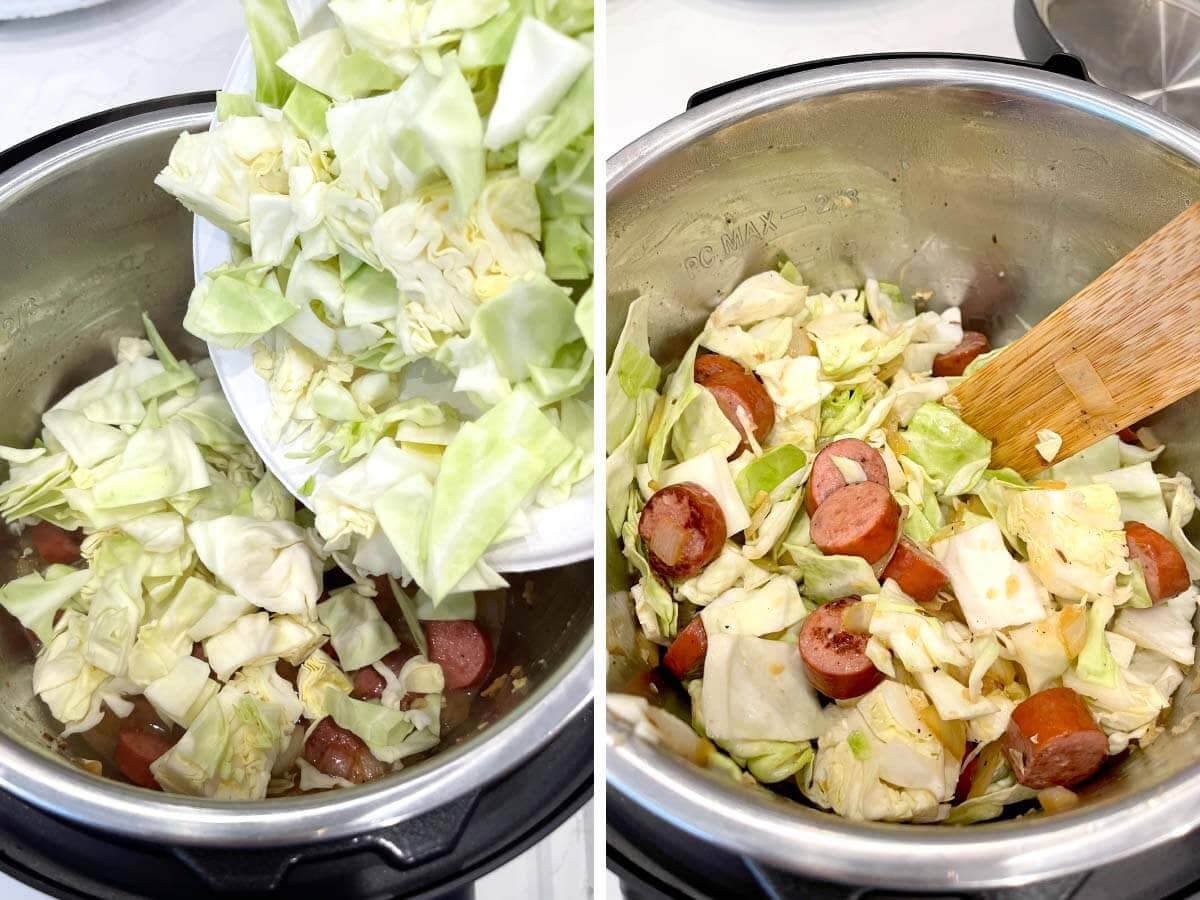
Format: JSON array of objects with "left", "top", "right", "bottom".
[{"left": 946, "top": 201, "right": 1200, "bottom": 475}]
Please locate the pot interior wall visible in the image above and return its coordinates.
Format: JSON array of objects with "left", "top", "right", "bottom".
[
  {"left": 0, "top": 111, "right": 590, "bottom": 791},
  {"left": 607, "top": 76, "right": 1200, "bottom": 822}
]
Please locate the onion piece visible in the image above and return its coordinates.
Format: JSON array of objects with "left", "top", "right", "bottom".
[
  {"left": 650, "top": 520, "right": 688, "bottom": 566},
  {"left": 1058, "top": 604, "right": 1087, "bottom": 658},
  {"left": 1038, "top": 785, "right": 1080, "bottom": 813},
  {"left": 841, "top": 599, "right": 874, "bottom": 635}
]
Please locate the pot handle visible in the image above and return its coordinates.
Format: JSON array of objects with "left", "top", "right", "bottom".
[
  {"left": 171, "top": 792, "right": 479, "bottom": 893},
  {"left": 685, "top": 52, "right": 1088, "bottom": 110}
]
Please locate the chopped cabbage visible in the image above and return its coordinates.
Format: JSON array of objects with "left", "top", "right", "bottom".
[
  {"left": 700, "top": 633, "right": 823, "bottom": 742},
  {"left": 932, "top": 521, "right": 1049, "bottom": 632}
]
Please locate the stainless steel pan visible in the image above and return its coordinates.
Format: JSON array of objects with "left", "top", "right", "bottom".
[
  {"left": 0, "top": 97, "right": 592, "bottom": 851},
  {"left": 607, "top": 55, "right": 1200, "bottom": 890}
]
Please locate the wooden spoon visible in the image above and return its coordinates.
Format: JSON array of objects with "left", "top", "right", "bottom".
[{"left": 945, "top": 201, "right": 1200, "bottom": 476}]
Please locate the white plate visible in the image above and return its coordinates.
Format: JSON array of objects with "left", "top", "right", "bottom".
[
  {"left": 195, "top": 1, "right": 593, "bottom": 573},
  {"left": 0, "top": 0, "right": 111, "bottom": 18}
]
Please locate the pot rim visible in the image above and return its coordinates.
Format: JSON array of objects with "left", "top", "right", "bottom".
[
  {"left": 0, "top": 100, "right": 594, "bottom": 847},
  {"left": 606, "top": 55, "right": 1200, "bottom": 889}
]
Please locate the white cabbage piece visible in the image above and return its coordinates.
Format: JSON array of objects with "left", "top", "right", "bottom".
[
  {"left": 803, "top": 681, "right": 957, "bottom": 823},
  {"left": 659, "top": 448, "right": 751, "bottom": 536},
  {"left": 1113, "top": 586, "right": 1197, "bottom": 665},
  {"left": 154, "top": 116, "right": 288, "bottom": 241},
  {"left": 699, "top": 633, "right": 824, "bottom": 742},
  {"left": 867, "top": 583, "right": 970, "bottom": 676},
  {"left": 484, "top": 18, "right": 592, "bottom": 150},
  {"left": 709, "top": 271, "right": 809, "bottom": 328},
  {"left": 699, "top": 575, "right": 806, "bottom": 638},
  {"left": 674, "top": 543, "right": 770, "bottom": 606},
  {"left": 902, "top": 402, "right": 991, "bottom": 496},
  {"left": 932, "top": 520, "right": 1049, "bottom": 632},
  {"left": 0, "top": 565, "right": 92, "bottom": 645},
  {"left": 914, "top": 669, "right": 998, "bottom": 722},
  {"left": 786, "top": 544, "right": 881, "bottom": 604},
  {"left": 1035, "top": 429, "right": 1063, "bottom": 463},
  {"left": 297, "top": 648, "right": 353, "bottom": 720},
  {"left": 1162, "top": 473, "right": 1200, "bottom": 580},
  {"left": 188, "top": 516, "right": 322, "bottom": 617},
  {"left": 606, "top": 297, "right": 660, "bottom": 454},
  {"left": 999, "top": 615, "right": 1070, "bottom": 693},
  {"left": 1005, "top": 483, "right": 1128, "bottom": 601},
  {"left": 144, "top": 655, "right": 219, "bottom": 729},
  {"left": 317, "top": 585, "right": 400, "bottom": 671},
  {"left": 325, "top": 688, "right": 440, "bottom": 764},
  {"left": 32, "top": 611, "right": 111, "bottom": 736},
  {"left": 1046, "top": 435, "right": 1120, "bottom": 485},
  {"left": 1092, "top": 461, "right": 1169, "bottom": 535}
]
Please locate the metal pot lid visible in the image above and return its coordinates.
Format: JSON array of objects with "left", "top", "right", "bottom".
[{"left": 1031, "top": 0, "right": 1200, "bottom": 126}]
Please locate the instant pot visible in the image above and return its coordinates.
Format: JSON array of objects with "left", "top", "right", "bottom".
[
  {"left": 0, "top": 95, "right": 593, "bottom": 900},
  {"left": 607, "top": 53, "right": 1200, "bottom": 897}
]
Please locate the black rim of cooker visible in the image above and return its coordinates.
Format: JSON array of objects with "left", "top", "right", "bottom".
[
  {"left": 0, "top": 94, "right": 593, "bottom": 900},
  {"left": 0, "top": 707, "right": 590, "bottom": 900}
]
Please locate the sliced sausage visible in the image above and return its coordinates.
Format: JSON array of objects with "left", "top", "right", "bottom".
[
  {"left": 1002, "top": 686, "right": 1107, "bottom": 789},
  {"left": 115, "top": 726, "right": 174, "bottom": 790},
  {"left": 953, "top": 741, "right": 981, "bottom": 804},
  {"left": 304, "top": 716, "right": 390, "bottom": 784},
  {"left": 424, "top": 620, "right": 494, "bottom": 690},
  {"left": 1124, "top": 521, "right": 1190, "bottom": 604},
  {"left": 810, "top": 481, "right": 901, "bottom": 565},
  {"left": 694, "top": 352, "right": 746, "bottom": 384},
  {"left": 1118, "top": 427, "right": 1140, "bottom": 444},
  {"left": 662, "top": 615, "right": 707, "bottom": 681},
  {"left": 932, "top": 331, "right": 990, "bottom": 377},
  {"left": 638, "top": 482, "right": 726, "bottom": 580},
  {"left": 350, "top": 648, "right": 415, "bottom": 700},
  {"left": 702, "top": 370, "right": 776, "bottom": 455},
  {"left": 881, "top": 537, "right": 949, "bottom": 603},
  {"left": 805, "top": 438, "right": 890, "bottom": 515},
  {"left": 29, "top": 522, "right": 82, "bottom": 564},
  {"left": 798, "top": 597, "right": 883, "bottom": 700}
]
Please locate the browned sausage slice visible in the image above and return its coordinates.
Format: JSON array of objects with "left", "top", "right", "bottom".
[
  {"left": 424, "top": 620, "right": 494, "bottom": 690},
  {"left": 932, "top": 331, "right": 990, "bottom": 377},
  {"left": 881, "top": 537, "right": 949, "bottom": 603},
  {"left": 798, "top": 597, "right": 883, "bottom": 700},
  {"left": 29, "top": 522, "right": 83, "bottom": 565},
  {"left": 662, "top": 615, "right": 707, "bottom": 681},
  {"left": 638, "top": 482, "right": 726, "bottom": 580},
  {"left": 304, "top": 716, "right": 390, "bottom": 783},
  {"left": 1002, "top": 686, "right": 1107, "bottom": 789},
  {"left": 805, "top": 438, "right": 890, "bottom": 515},
  {"left": 810, "top": 481, "right": 901, "bottom": 565},
  {"left": 1125, "top": 521, "right": 1190, "bottom": 604},
  {"left": 694, "top": 352, "right": 745, "bottom": 384},
  {"left": 350, "top": 649, "right": 416, "bottom": 700},
  {"left": 115, "top": 726, "right": 174, "bottom": 790},
  {"left": 702, "top": 370, "right": 776, "bottom": 455}
]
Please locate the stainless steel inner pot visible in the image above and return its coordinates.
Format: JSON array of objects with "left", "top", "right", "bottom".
[
  {"left": 607, "top": 57, "right": 1200, "bottom": 889},
  {"left": 0, "top": 99, "right": 592, "bottom": 847}
]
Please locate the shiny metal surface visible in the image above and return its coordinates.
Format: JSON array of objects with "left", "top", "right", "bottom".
[
  {"left": 0, "top": 102, "right": 593, "bottom": 847},
  {"left": 1035, "top": 0, "right": 1200, "bottom": 127},
  {"left": 607, "top": 57, "right": 1200, "bottom": 888}
]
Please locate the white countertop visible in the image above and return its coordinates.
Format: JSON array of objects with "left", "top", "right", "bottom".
[
  {"left": 605, "top": 0, "right": 1024, "bottom": 157},
  {"left": 0, "top": 3, "right": 591, "bottom": 898}
]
